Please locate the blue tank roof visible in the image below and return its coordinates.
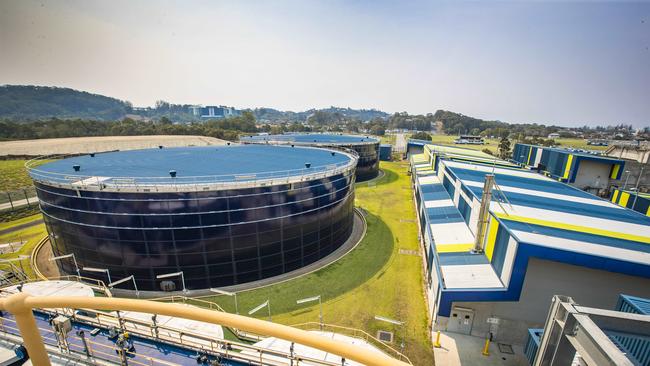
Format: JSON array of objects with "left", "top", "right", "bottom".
[
  {"left": 31, "top": 145, "right": 352, "bottom": 183},
  {"left": 241, "top": 133, "right": 378, "bottom": 144}
]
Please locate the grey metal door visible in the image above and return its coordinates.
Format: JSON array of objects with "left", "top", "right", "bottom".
[{"left": 447, "top": 307, "right": 474, "bottom": 335}]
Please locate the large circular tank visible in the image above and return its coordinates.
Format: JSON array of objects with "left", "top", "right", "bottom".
[
  {"left": 27, "top": 145, "right": 357, "bottom": 291},
  {"left": 240, "top": 134, "right": 380, "bottom": 181}
]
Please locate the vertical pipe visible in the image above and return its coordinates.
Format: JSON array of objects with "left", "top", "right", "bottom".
[
  {"left": 473, "top": 174, "right": 495, "bottom": 253},
  {"left": 4, "top": 293, "right": 51, "bottom": 366}
]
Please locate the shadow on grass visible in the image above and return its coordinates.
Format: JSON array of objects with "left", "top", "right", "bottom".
[
  {"left": 356, "top": 167, "right": 400, "bottom": 188},
  {"left": 208, "top": 211, "right": 395, "bottom": 316}
]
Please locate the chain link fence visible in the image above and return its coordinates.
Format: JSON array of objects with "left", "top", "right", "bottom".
[{"left": 0, "top": 186, "right": 37, "bottom": 211}]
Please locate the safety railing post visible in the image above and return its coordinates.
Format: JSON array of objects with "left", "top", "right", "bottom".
[{"left": 4, "top": 293, "right": 51, "bottom": 366}]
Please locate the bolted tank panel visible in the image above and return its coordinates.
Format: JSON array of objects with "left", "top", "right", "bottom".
[{"left": 29, "top": 145, "right": 357, "bottom": 291}]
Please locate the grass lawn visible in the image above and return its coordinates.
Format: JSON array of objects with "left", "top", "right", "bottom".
[
  {"left": 429, "top": 134, "right": 500, "bottom": 154},
  {"left": 427, "top": 134, "right": 609, "bottom": 155},
  {"left": 380, "top": 134, "right": 396, "bottom": 145},
  {"left": 0, "top": 213, "right": 42, "bottom": 231},
  {"left": 0, "top": 160, "right": 35, "bottom": 192},
  {"left": 0, "top": 217, "right": 47, "bottom": 279},
  {"left": 202, "top": 161, "right": 433, "bottom": 364},
  {"left": 552, "top": 138, "right": 609, "bottom": 151}
]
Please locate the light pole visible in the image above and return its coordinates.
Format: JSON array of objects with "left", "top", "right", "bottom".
[
  {"left": 623, "top": 170, "right": 631, "bottom": 190},
  {"left": 49, "top": 253, "right": 80, "bottom": 278},
  {"left": 375, "top": 315, "right": 405, "bottom": 358},
  {"left": 631, "top": 166, "right": 645, "bottom": 210},
  {"left": 156, "top": 271, "right": 186, "bottom": 293},
  {"left": 108, "top": 275, "right": 139, "bottom": 298},
  {"left": 210, "top": 288, "right": 238, "bottom": 314},
  {"left": 248, "top": 299, "right": 271, "bottom": 322},
  {"left": 297, "top": 295, "right": 322, "bottom": 330},
  {"left": 82, "top": 267, "right": 112, "bottom": 285}
]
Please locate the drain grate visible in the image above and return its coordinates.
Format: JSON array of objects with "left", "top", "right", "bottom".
[
  {"left": 498, "top": 343, "right": 514, "bottom": 354},
  {"left": 377, "top": 330, "right": 394, "bottom": 343},
  {"left": 399, "top": 249, "right": 420, "bottom": 256}
]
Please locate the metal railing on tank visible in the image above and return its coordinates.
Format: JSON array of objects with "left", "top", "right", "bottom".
[
  {"left": 0, "top": 293, "right": 410, "bottom": 366},
  {"left": 25, "top": 150, "right": 359, "bottom": 192}
]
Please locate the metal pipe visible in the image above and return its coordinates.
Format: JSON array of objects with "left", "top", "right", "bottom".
[
  {"left": 0, "top": 293, "right": 410, "bottom": 366},
  {"left": 473, "top": 174, "right": 495, "bottom": 253}
]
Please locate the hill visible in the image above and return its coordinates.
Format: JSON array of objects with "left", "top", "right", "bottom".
[{"left": 0, "top": 85, "right": 132, "bottom": 121}]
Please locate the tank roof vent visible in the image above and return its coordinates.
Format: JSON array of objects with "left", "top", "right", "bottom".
[
  {"left": 73, "top": 164, "right": 80, "bottom": 172},
  {"left": 169, "top": 170, "right": 177, "bottom": 178},
  {"left": 305, "top": 163, "right": 311, "bottom": 168}
]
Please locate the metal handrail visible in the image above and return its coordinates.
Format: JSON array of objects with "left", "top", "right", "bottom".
[
  {"left": 0, "top": 293, "right": 410, "bottom": 366},
  {"left": 25, "top": 148, "right": 359, "bottom": 190}
]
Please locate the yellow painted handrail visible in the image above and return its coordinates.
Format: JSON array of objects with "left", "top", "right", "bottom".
[{"left": 0, "top": 293, "right": 410, "bottom": 366}]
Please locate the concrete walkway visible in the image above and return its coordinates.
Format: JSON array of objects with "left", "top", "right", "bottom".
[
  {"left": 395, "top": 133, "right": 407, "bottom": 153},
  {"left": 0, "top": 196, "right": 39, "bottom": 211},
  {"left": 434, "top": 332, "right": 528, "bottom": 366}
]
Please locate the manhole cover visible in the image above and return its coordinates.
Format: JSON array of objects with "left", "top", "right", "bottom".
[
  {"left": 498, "top": 343, "right": 514, "bottom": 354},
  {"left": 377, "top": 330, "right": 394, "bottom": 343}
]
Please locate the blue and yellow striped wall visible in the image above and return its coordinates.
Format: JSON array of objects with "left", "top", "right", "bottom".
[
  {"left": 611, "top": 188, "right": 650, "bottom": 217},
  {"left": 512, "top": 143, "right": 625, "bottom": 182}
]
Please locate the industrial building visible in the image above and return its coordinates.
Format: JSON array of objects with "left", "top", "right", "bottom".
[
  {"left": 379, "top": 144, "right": 392, "bottom": 161},
  {"left": 410, "top": 144, "right": 650, "bottom": 346},
  {"left": 240, "top": 134, "right": 380, "bottom": 181},
  {"left": 512, "top": 143, "right": 625, "bottom": 194},
  {"left": 27, "top": 145, "right": 358, "bottom": 291},
  {"left": 611, "top": 188, "right": 650, "bottom": 216}
]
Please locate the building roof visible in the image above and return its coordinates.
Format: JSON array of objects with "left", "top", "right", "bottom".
[
  {"left": 411, "top": 144, "right": 650, "bottom": 316},
  {"left": 30, "top": 145, "right": 354, "bottom": 186},
  {"left": 240, "top": 133, "right": 379, "bottom": 145}
]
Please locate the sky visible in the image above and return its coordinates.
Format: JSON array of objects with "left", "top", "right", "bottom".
[{"left": 0, "top": 0, "right": 649, "bottom": 127}]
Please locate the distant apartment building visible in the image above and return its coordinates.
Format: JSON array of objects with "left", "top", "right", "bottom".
[{"left": 189, "top": 105, "right": 238, "bottom": 119}]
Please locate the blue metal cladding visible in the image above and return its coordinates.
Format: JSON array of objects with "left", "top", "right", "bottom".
[
  {"left": 617, "top": 294, "right": 650, "bottom": 315},
  {"left": 608, "top": 331, "right": 650, "bottom": 366},
  {"left": 36, "top": 170, "right": 356, "bottom": 291},
  {"left": 379, "top": 144, "right": 392, "bottom": 161},
  {"left": 611, "top": 189, "right": 650, "bottom": 216},
  {"left": 524, "top": 329, "right": 543, "bottom": 365},
  {"left": 352, "top": 142, "right": 380, "bottom": 181}
]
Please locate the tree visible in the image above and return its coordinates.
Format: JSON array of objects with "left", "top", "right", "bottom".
[
  {"left": 411, "top": 131, "right": 432, "bottom": 141},
  {"left": 370, "top": 125, "right": 385, "bottom": 136},
  {"left": 498, "top": 136, "right": 511, "bottom": 159}
]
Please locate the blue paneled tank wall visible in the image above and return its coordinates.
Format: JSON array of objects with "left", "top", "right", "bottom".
[
  {"left": 351, "top": 142, "right": 380, "bottom": 181},
  {"left": 36, "top": 170, "right": 356, "bottom": 291}
]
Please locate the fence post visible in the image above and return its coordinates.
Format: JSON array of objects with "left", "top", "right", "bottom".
[
  {"left": 24, "top": 189, "right": 30, "bottom": 207},
  {"left": 7, "top": 193, "right": 14, "bottom": 211}
]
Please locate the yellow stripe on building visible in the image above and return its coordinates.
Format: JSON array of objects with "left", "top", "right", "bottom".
[
  {"left": 610, "top": 164, "right": 621, "bottom": 179},
  {"left": 646, "top": 205, "right": 650, "bottom": 217},
  {"left": 611, "top": 190, "right": 620, "bottom": 203},
  {"left": 620, "top": 192, "right": 630, "bottom": 207},
  {"left": 495, "top": 213, "right": 650, "bottom": 244},
  {"left": 563, "top": 154, "right": 574, "bottom": 179},
  {"left": 485, "top": 216, "right": 499, "bottom": 260},
  {"left": 436, "top": 243, "right": 474, "bottom": 253},
  {"left": 526, "top": 147, "right": 533, "bottom": 165}
]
